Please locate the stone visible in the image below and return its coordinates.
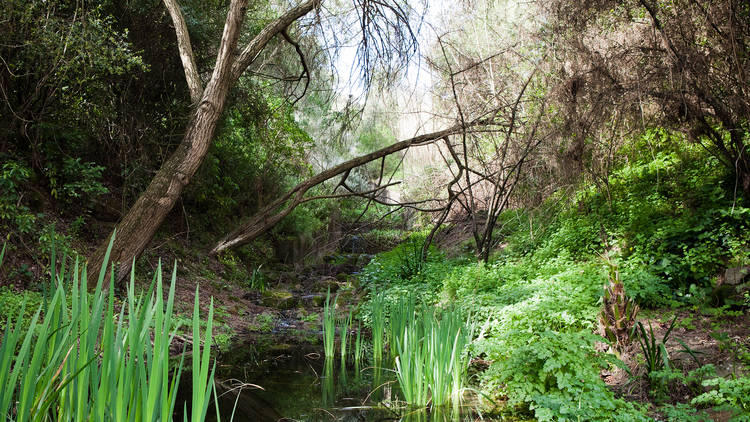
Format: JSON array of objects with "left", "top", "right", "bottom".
[
  {"left": 313, "top": 276, "right": 339, "bottom": 293},
  {"left": 724, "top": 266, "right": 750, "bottom": 285},
  {"left": 301, "top": 294, "right": 325, "bottom": 307},
  {"left": 261, "top": 289, "right": 298, "bottom": 310}
]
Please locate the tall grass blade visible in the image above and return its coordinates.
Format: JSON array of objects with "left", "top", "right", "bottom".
[
  {"left": 323, "top": 289, "right": 337, "bottom": 358},
  {"left": 370, "top": 292, "right": 386, "bottom": 366},
  {"left": 0, "top": 235, "right": 219, "bottom": 422}
]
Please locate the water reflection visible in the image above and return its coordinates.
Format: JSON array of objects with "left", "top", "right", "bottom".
[
  {"left": 321, "top": 357, "right": 334, "bottom": 408},
  {"left": 186, "top": 340, "right": 488, "bottom": 421}
]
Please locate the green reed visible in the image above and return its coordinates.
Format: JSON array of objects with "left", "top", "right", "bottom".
[
  {"left": 370, "top": 292, "right": 386, "bottom": 365},
  {"left": 391, "top": 306, "right": 469, "bottom": 407},
  {"left": 322, "top": 289, "right": 336, "bottom": 358},
  {"left": 354, "top": 323, "right": 363, "bottom": 370},
  {"left": 339, "top": 310, "right": 352, "bottom": 363},
  {"left": 388, "top": 294, "right": 416, "bottom": 360},
  {"left": 0, "top": 235, "right": 218, "bottom": 422}
]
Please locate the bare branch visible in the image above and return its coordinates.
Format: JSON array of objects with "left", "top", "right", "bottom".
[
  {"left": 210, "top": 116, "right": 499, "bottom": 255},
  {"left": 280, "top": 29, "right": 311, "bottom": 105},
  {"left": 231, "top": 0, "right": 321, "bottom": 83}
]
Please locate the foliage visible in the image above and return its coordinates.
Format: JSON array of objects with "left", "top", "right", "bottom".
[
  {"left": 217, "top": 251, "right": 249, "bottom": 285},
  {"left": 185, "top": 95, "right": 313, "bottom": 234},
  {"left": 247, "top": 265, "right": 267, "bottom": 293},
  {"left": 354, "top": 323, "right": 363, "bottom": 369},
  {"left": 398, "top": 237, "right": 426, "bottom": 280},
  {"left": 0, "top": 286, "right": 43, "bottom": 333},
  {"left": 252, "top": 312, "right": 276, "bottom": 333},
  {"left": 370, "top": 292, "right": 386, "bottom": 364},
  {"left": 599, "top": 261, "right": 639, "bottom": 350},
  {"left": 0, "top": 238, "right": 218, "bottom": 421},
  {"left": 46, "top": 157, "right": 108, "bottom": 206},
  {"left": 489, "top": 330, "right": 645, "bottom": 421},
  {"left": 619, "top": 263, "right": 672, "bottom": 308},
  {"left": 659, "top": 403, "right": 712, "bottom": 422},
  {"left": 636, "top": 317, "right": 678, "bottom": 375},
  {"left": 0, "top": 161, "right": 37, "bottom": 234},
  {"left": 692, "top": 376, "right": 750, "bottom": 417},
  {"left": 339, "top": 309, "right": 352, "bottom": 362},
  {"left": 322, "top": 289, "right": 336, "bottom": 358},
  {"left": 648, "top": 365, "right": 717, "bottom": 405},
  {"left": 393, "top": 307, "right": 469, "bottom": 407}
]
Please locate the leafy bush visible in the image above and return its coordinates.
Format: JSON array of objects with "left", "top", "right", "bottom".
[
  {"left": 489, "top": 330, "right": 646, "bottom": 421},
  {"left": 620, "top": 263, "right": 672, "bottom": 308},
  {"left": 46, "top": 157, "right": 108, "bottom": 205},
  {"left": 692, "top": 376, "right": 750, "bottom": 416},
  {"left": 0, "top": 160, "right": 36, "bottom": 234}
]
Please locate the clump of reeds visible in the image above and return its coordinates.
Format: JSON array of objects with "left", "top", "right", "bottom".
[
  {"left": 0, "top": 236, "right": 218, "bottom": 421},
  {"left": 370, "top": 292, "right": 386, "bottom": 364},
  {"left": 392, "top": 305, "right": 469, "bottom": 407},
  {"left": 322, "top": 288, "right": 337, "bottom": 358},
  {"left": 388, "top": 294, "right": 416, "bottom": 360},
  {"left": 339, "top": 310, "right": 352, "bottom": 363},
  {"left": 354, "top": 323, "right": 363, "bottom": 371}
]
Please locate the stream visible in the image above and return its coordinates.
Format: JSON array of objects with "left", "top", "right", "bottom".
[
  {"left": 176, "top": 250, "right": 496, "bottom": 421},
  {"left": 178, "top": 336, "right": 484, "bottom": 422}
]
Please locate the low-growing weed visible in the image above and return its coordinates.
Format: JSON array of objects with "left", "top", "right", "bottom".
[
  {"left": 0, "top": 286, "right": 43, "bottom": 332},
  {"left": 659, "top": 403, "right": 711, "bottom": 421},
  {"left": 247, "top": 264, "right": 266, "bottom": 292},
  {"left": 649, "top": 364, "right": 717, "bottom": 404},
  {"left": 254, "top": 312, "right": 276, "bottom": 332},
  {"left": 692, "top": 375, "right": 750, "bottom": 415},
  {"left": 489, "top": 330, "right": 645, "bottom": 421}
]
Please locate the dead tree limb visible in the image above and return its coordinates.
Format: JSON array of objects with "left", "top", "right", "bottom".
[{"left": 210, "top": 118, "right": 498, "bottom": 255}]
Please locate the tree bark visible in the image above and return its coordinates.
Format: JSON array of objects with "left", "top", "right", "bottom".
[{"left": 89, "top": 0, "right": 319, "bottom": 284}]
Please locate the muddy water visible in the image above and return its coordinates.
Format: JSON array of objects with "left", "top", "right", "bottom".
[{"left": 186, "top": 337, "right": 484, "bottom": 422}]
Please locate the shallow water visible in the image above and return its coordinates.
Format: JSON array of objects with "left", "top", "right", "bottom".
[{"left": 186, "top": 338, "right": 487, "bottom": 422}]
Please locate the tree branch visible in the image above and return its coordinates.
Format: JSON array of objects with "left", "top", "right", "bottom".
[
  {"left": 163, "top": 0, "right": 203, "bottom": 103},
  {"left": 230, "top": 0, "right": 320, "bottom": 83},
  {"left": 210, "top": 117, "right": 498, "bottom": 255},
  {"left": 280, "top": 29, "right": 310, "bottom": 105}
]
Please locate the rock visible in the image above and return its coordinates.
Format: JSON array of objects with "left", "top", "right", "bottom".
[
  {"left": 261, "top": 289, "right": 298, "bottom": 310},
  {"left": 724, "top": 266, "right": 750, "bottom": 285},
  {"left": 313, "top": 277, "right": 339, "bottom": 293},
  {"left": 242, "top": 291, "right": 259, "bottom": 301},
  {"left": 356, "top": 253, "right": 375, "bottom": 267},
  {"left": 301, "top": 294, "right": 325, "bottom": 307}
]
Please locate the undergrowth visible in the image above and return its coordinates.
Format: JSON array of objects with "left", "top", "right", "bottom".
[{"left": 359, "top": 130, "right": 750, "bottom": 421}]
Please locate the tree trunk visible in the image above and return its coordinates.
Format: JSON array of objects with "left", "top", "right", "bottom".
[
  {"left": 89, "top": 0, "right": 320, "bottom": 285},
  {"left": 89, "top": 0, "right": 248, "bottom": 283}
]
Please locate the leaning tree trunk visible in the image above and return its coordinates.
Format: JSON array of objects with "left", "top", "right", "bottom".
[
  {"left": 89, "top": 0, "right": 320, "bottom": 285},
  {"left": 88, "top": 0, "right": 248, "bottom": 283},
  {"left": 208, "top": 118, "right": 506, "bottom": 255}
]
